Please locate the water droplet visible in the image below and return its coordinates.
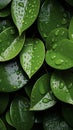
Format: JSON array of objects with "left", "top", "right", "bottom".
[
  {"left": 59, "top": 82, "right": 64, "bottom": 89},
  {"left": 71, "top": 34, "right": 73, "bottom": 39},
  {"left": 55, "top": 30, "right": 59, "bottom": 36},
  {"left": 39, "top": 84, "right": 46, "bottom": 95},
  {"left": 42, "top": 98, "right": 50, "bottom": 103},
  {"left": 52, "top": 44, "right": 57, "bottom": 50},
  {"left": 55, "top": 59, "right": 64, "bottom": 65},
  {"left": 18, "top": 2, "right": 24, "bottom": 7},
  {"left": 62, "top": 18, "right": 67, "bottom": 25},
  {"left": 51, "top": 55, "right": 56, "bottom": 60},
  {"left": 68, "top": 83, "right": 72, "bottom": 89}
]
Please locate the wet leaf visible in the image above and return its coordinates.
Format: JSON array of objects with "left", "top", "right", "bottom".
[
  {"left": 11, "top": 0, "right": 40, "bottom": 35},
  {"left": 20, "top": 38, "right": 45, "bottom": 78},
  {"left": 30, "top": 73, "right": 56, "bottom": 111},
  {"left": 50, "top": 71, "right": 73, "bottom": 104}
]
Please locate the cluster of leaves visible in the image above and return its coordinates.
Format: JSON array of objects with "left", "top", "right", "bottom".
[{"left": 0, "top": 0, "right": 73, "bottom": 130}]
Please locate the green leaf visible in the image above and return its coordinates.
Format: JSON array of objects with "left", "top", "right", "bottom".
[
  {"left": 0, "top": 93, "right": 9, "bottom": 114},
  {"left": 50, "top": 71, "right": 73, "bottom": 104},
  {"left": 0, "top": 119, "right": 7, "bottom": 130},
  {"left": 11, "top": 0, "right": 40, "bottom": 35},
  {"left": 45, "top": 39, "right": 73, "bottom": 70},
  {"left": 0, "top": 27, "right": 25, "bottom": 61},
  {"left": 0, "top": 0, "right": 11, "bottom": 10},
  {"left": 69, "top": 16, "right": 73, "bottom": 40},
  {"left": 0, "top": 60, "right": 28, "bottom": 92},
  {"left": 46, "top": 27, "right": 68, "bottom": 50},
  {"left": 30, "top": 73, "right": 56, "bottom": 111},
  {"left": 10, "top": 96, "right": 34, "bottom": 130},
  {"left": 20, "top": 38, "right": 45, "bottom": 78},
  {"left": 43, "top": 110, "right": 72, "bottom": 130},
  {"left": 38, "top": 0, "right": 69, "bottom": 41},
  {"left": 62, "top": 104, "right": 73, "bottom": 128},
  {"left": 5, "top": 110, "right": 14, "bottom": 127}
]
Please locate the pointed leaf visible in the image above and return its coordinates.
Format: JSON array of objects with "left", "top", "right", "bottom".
[
  {"left": 30, "top": 73, "right": 56, "bottom": 111},
  {"left": 50, "top": 71, "right": 73, "bottom": 104},
  {"left": 11, "top": 0, "right": 40, "bottom": 35},
  {"left": 20, "top": 38, "right": 45, "bottom": 78},
  {"left": 0, "top": 27, "right": 25, "bottom": 61}
]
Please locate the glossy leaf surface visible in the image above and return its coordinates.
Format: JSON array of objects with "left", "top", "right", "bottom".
[
  {"left": 51, "top": 71, "right": 73, "bottom": 104},
  {"left": 38, "top": 0, "right": 69, "bottom": 41},
  {"left": 20, "top": 38, "right": 45, "bottom": 78},
  {"left": 30, "top": 74, "right": 56, "bottom": 111},
  {"left": 0, "top": 60, "right": 28, "bottom": 92},
  {"left": 11, "top": 0, "right": 40, "bottom": 35},
  {"left": 0, "top": 27, "right": 25, "bottom": 61},
  {"left": 45, "top": 39, "right": 73, "bottom": 70},
  {"left": 46, "top": 28, "right": 68, "bottom": 50}
]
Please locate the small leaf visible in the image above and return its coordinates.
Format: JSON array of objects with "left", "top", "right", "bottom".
[
  {"left": 0, "top": 119, "right": 7, "bottom": 130},
  {"left": 10, "top": 96, "right": 34, "bottom": 130},
  {"left": 45, "top": 39, "right": 73, "bottom": 70},
  {"left": 30, "top": 73, "right": 56, "bottom": 111},
  {"left": 0, "top": 0, "right": 11, "bottom": 9},
  {"left": 50, "top": 71, "right": 73, "bottom": 104},
  {"left": 20, "top": 38, "right": 45, "bottom": 78},
  {"left": 11, "top": 0, "right": 40, "bottom": 35},
  {"left": 0, "top": 60, "right": 28, "bottom": 92},
  {"left": 0, "top": 27, "right": 25, "bottom": 61}
]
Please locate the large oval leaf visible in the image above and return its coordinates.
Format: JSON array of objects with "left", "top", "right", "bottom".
[
  {"left": 0, "top": 93, "right": 9, "bottom": 114},
  {"left": 10, "top": 96, "right": 34, "bottom": 130},
  {"left": 50, "top": 71, "right": 73, "bottom": 104},
  {"left": 38, "top": 0, "right": 69, "bottom": 41},
  {"left": 45, "top": 39, "right": 73, "bottom": 70},
  {"left": 0, "top": 0, "right": 11, "bottom": 9},
  {"left": 30, "top": 73, "right": 56, "bottom": 111},
  {"left": 0, "top": 60, "right": 28, "bottom": 92},
  {"left": 0, "top": 27, "right": 25, "bottom": 61},
  {"left": 20, "top": 38, "right": 45, "bottom": 78},
  {"left": 0, "top": 119, "right": 7, "bottom": 130},
  {"left": 11, "top": 0, "right": 40, "bottom": 35}
]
